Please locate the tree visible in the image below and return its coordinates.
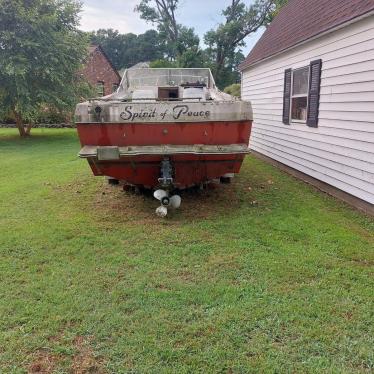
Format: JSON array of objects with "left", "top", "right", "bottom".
[
  {"left": 204, "top": 0, "right": 273, "bottom": 88},
  {"left": 135, "top": 0, "right": 200, "bottom": 60},
  {"left": 150, "top": 59, "right": 178, "bottom": 68},
  {"left": 264, "top": 0, "right": 288, "bottom": 26},
  {"left": 90, "top": 29, "right": 165, "bottom": 70},
  {"left": 90, "top": 29, "right": 134, "bottom": 70},
  {"left": 177, "top": 48, "right": 205, "bottom": 69},
  {"left": 135, "top": 0, "right": 275, "bottom": 87},
  {"left": 137, "top": 30, "right": 165, "bottom": 63},
  {"left": 0, "top": 0, "right": 90, "bottom": 136}
]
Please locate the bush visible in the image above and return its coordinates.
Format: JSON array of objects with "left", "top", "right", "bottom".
[
  {"left": 150, "top": 59, "right": 178, "bottom": 68},
  {"left": 0, "top": 106, "right": 72, "bottom": 125},
  {"left": 35, "top": 106, "right": 72, "bottom": 124},
  {"left": 224, "top": 83, "right": 241, "bottom": 98}
]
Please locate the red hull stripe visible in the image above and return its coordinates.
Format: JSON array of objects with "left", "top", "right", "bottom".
[{"left": 77, "top": 121, "right": 252, "bottom": 147}]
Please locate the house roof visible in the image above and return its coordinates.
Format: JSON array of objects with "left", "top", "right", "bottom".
[
  {"left": 240, "top": 0, "right": 374, "bottom": 70},
  {"left": 88, "top": 45, "right": 98, "bottom": 54},
  {"left": 88, "top": 45, "right": 121, "bottom": 80}
]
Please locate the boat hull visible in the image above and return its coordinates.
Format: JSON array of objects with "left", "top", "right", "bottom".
[{"left": 77, "top": 120, "right": 252, "bottom": 189}]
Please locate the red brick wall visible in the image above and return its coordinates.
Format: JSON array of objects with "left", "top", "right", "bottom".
[{"left": 81, "top": 47, "right": 121, "bottom": 96}]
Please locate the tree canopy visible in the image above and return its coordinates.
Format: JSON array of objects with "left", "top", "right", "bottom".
[
  {"left": 89, "top": 29, "right": 165, "bottom": 70},
  {"left": 133, "top": 0, "right": 276, "bottom": 89},
  {"left": 135, "top": 0, "right": 201, "bottom": 62},
  {"left": 204, "top": 0, "right": 273, "bottom": 87},
  {"left": 0, "top": 0, "right": 90, "bottom": 136},
  {"left": 264, "top": 0, "right": 288, "bottom": 25}
]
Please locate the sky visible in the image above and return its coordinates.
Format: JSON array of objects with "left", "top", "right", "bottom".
[{"left": 79, "top": 0, "right": 264, "bottom": 55}]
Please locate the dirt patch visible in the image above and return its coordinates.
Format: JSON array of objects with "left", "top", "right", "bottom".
[
  {"left": 349, "top": 258, "right": 374, "bottom": 267},
  {"left": 87, "top": 177, "right": 260, "bottom": 228},
  {"left": 71, "top": 336, "right": 106, "bottom": 374},
  {"left": 28, "top": 350, "right": 61, "bottom": 373},
  {"left": 28, "top": 335, "right": 105, "bottom": 374},
  {"left": 56, "top": 167, "right": 272, "bottom": 233},
  {"left": 176, "top": 268, "right": 195, "bottom": 282}
]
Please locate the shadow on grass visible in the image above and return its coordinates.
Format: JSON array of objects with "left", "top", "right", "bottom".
[
  {"left": 59, "top": 169, "right": 268, "bottom": 230},
  {"left": 0, "top": 128, "right": 78, "bottom": 146}
]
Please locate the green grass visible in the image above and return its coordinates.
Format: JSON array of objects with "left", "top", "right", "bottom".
[{"left": 0, "top": 128, "right": 373, "bottom": 373}]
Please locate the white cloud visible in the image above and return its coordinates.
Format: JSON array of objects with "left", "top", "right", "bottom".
[{"left": 79, "top": 1, "right": 149, "bottom": 34}]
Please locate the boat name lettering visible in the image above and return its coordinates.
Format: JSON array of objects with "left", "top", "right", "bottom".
[
  {"left": 119, "top": 105, "right": 210, "bottom": 121},
  {"left": 172, "top": 105, "right": 210, "bottom": 120},
  {"left": 120, "top": 106, "right": 157, "bottom": 121}
]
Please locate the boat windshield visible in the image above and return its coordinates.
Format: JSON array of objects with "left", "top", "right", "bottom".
[
  {"left": 98, "top": 68, "right": 236, "bottom": 102},
  {"left": 123, "top": 68, "right": 214, "bottom": 90}
]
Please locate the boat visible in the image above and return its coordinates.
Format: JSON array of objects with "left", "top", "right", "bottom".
[{"left": 75, "top": 68, "right": 253, "bottom": 216}]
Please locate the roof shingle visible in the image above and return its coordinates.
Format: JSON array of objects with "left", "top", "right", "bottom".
[{"left": 240, "top": 0, "right": 374, "bottom": 70}]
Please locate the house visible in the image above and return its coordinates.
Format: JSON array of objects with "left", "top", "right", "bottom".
[
  {"left": 81, "top": 45, "right": 121, "bottom": 97},
  {"left": 240, "top": 0, "right": 374, "bottom": 212}
]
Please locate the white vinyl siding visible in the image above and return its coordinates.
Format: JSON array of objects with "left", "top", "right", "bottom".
[{"left": 242, "top": 15, "right": 374, "bottom": 204}]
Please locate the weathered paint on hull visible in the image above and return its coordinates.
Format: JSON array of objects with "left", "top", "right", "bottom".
[
  {"left": 77, "top": 120, "right": 252, "bottom": 188},
  {"left": 77, "top": 121, "right": 251, "bottom": 146},
  {"left": 86, "top": 154, "right": 245, "bottom": 188}
]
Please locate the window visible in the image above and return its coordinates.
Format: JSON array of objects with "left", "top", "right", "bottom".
[
  {"left": 112, "top": 83, "right": 119, "bottom": 93},
  {"left": 96, "top": 81, "right": 104, "bottom": 96},
  {"left": 282, "top": 59, "right": 322, "bottom": 127},
  {"left": 291, "top": 67, "right": 309, "bottom": 122},
  {"left": 158, "top": 87, "right": 179, "bottom": 100}
]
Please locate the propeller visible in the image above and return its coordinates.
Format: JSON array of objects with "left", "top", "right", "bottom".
[
  {"left": 155, "top": 206, "right": 168, "bottom": 218},
  {"left": 154, "top": 189, "right": 181, "bottom": 217},
  {"left": 154, "top": 189, "right": 168, "bottom": 200},
  {"left": 169, "top": 195, "right": 181, "bottom": 209}
]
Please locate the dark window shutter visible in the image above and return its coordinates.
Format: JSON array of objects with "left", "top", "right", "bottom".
[
  {"left": 282, "top": 69, "right": 292, "bottom": 125},
  {"left": 307, "top": 59, "right": 322, "bottom": 127}
]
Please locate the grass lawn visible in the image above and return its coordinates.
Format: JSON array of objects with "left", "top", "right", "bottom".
[{"left": 0, "top": 128, "right": 373, "bottom": 373}]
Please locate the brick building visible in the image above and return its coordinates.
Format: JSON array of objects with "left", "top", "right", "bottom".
[{"left": 81, "top": 45, "right": 121, "bottom": 97}]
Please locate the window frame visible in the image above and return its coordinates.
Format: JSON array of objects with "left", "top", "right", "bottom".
[
  {"left": 96, "top": 81, "right": 105, "bottom": 97},
  {"left": 158, "top": 87, "right": 179, "bottom": 100},
  {"left": 290, "top": 66, "right": 310, "bottom": 124}
]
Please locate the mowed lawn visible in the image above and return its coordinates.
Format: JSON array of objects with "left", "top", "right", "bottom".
[{"left": 0, "top": 128, "right": 373, "bottom": 374}]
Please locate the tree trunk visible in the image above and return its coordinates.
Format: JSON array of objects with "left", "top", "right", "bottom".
[
  {"left": 13, "top": 110, "right": 29, "bottom": 137},
  {"left": 25, "top": 122, "right": 33, "bottom": 136},
  {"left": 214, "top": 46, "right": 226, "bottom": 79}
]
